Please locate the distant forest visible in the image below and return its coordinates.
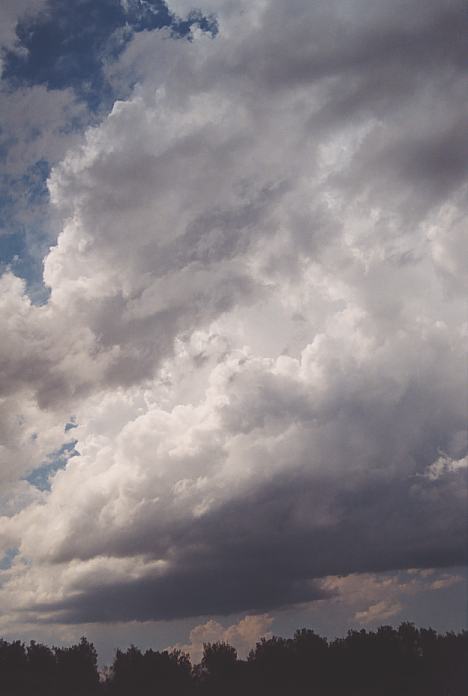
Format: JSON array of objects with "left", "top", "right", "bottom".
[{"left": 0, "top": 623, "right": 466, "bottom": 695}]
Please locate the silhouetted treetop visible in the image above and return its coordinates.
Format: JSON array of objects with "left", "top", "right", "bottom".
[{"left": 0, "top": 623, "right": 465, "bottom": 695}]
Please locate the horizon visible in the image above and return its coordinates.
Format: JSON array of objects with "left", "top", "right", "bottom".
[{"left": 0, "top": 619, "right": 466, "bottom": 669}]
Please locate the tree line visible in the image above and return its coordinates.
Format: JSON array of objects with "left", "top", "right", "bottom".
[{"left": 0, "top": 623, "right": 466, "bottom": 695}]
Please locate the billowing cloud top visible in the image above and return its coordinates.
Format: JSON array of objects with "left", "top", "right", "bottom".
[{"left": 0, "top": 0, "right": 466, "bottom": 630}]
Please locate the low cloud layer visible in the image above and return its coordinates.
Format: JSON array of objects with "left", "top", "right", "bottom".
[{"left": 0, "top": 0, "right": 466, "bottom": 632}]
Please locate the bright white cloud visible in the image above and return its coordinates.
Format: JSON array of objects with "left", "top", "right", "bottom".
[
  {"left": 0, "top": 0, "right": 466, "bottom": 633},
  {"left": 172, "top": 614, "right": 273, "bottom": 663}
]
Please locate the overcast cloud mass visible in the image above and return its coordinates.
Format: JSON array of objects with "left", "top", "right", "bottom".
[{"left": 0, "top": 0, "right": 466, "bottom": 660}]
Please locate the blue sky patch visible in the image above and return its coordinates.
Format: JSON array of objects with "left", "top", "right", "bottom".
[
  {"left": 0, "top": 547, "right": 19, "bottom": 571},
  {"left": 3, "top": 0, "right": 217, "bottom": 111},
  {"left": 26, "top": 440, "right": 80, "bottom": 492},
  {"left": 65, "top": 418, "right": 79, "bottom": 432},
  {"left": 0, "top": 0, "right": 217, "bottom": 300},
  {"left": 0, "top": 160, "right": 53, "bottom": 300}
]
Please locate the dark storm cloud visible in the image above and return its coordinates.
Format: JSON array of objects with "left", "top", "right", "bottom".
[
  {"left": 30, "top": 462, "right": 467, "bottom": 623},
  {"left": 243, "top": 0, "right": 468, "bottom": 217},
  {"left": 231, "top": 1, "right": 466, "bottom": 92},
  {"left": 1, "top": 0, "right": 467, "bottom": 630},
  {"left": 19, "top": 296, "right": 467, "bottom": 623}
]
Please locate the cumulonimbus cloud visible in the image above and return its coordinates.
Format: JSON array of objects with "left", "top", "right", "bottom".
[{"left": 0, "top": 0, "right": 467, "bottom": 627}]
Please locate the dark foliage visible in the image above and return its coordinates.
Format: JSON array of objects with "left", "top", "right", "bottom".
[
  {"left": 0, "top": 623, "right": 466, "bottom": 695},
  {"left": 0, "top": 636, "right": 99, "bottom": 696}
]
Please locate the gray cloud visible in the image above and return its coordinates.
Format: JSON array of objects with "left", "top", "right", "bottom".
[
  {"left": 0, "top": 1, "right": 46, "bottom": 56},
  {"left": 28, "top": 462, "right": 466, "bottom": 623},
  {"left": 0, "top": 0, "right": 467, "bottom": 631}
]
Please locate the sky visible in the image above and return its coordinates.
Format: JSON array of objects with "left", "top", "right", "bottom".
[{"left": 0, "top": 0, "right": 467, "bottom": 667}]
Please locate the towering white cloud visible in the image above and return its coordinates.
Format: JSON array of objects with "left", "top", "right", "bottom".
[{"left": 0, "top": 0, "right": 466, "bottom": 631}]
